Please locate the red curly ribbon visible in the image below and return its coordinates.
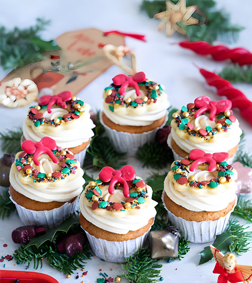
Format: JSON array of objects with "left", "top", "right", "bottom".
[
  {"left": 198, "top": 68, "right": 252, "bottom": 126},
  {"left": 194, "top": 96, "right": 232, "bottom": 121},
  {"left": 189, "top": 149, "right": 228, "bottom": 172},
  {"left": 104, "top": 30, "right": 146, "bottom": 42},
  {"left": 213, "top": 262, "right": 244, "bottom": 283},
  {"left": 21, "top": 137, "right": 58, "bottom": 166},
  {"left": 98, "top": 165, "right": 137, "bottom": 198},
  {"left": 112, "top": 72, "right": 146, "bottom": 96},
  {"left": 39, "top": 91, "right": 72, "bottom": 114},
  {"left": 179, "top": 41, "right": 252, "bottom": 66}
]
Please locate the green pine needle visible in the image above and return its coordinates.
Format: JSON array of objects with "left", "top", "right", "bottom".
[
  {"left": 219, "top": 65, "right": 252, "bottom": 84},
  {"left": 0, "top": 127, "right": 23, "bottom": 154},
  {"left": 0, "top": 189, "right": 16, "bottom": 219},
  {"left": 120, "top": 248, "right": 163, "bottom": 283},
  {"left": 141, "top": 0, "right": 244, "bottom": 44},
  {"left": 167, "top": 107, "right": 178, "bottom": 125},
  {"left": 232, "top": 196, "right": 252, "bottom": 223},
  {"left": 234, "top": 134, "right": 252, "bottom": 168},
  {"left": 0, "top": 18, "right": 60, "bottom": 70}
]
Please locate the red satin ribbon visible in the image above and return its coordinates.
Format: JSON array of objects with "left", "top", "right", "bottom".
[
  {"left": 189, "top": 149, "right": 228, "bottom": 172},
  {"left": 112, "top": 72, "right": 146, "bottom": 96},
  {"left": 39, "top": 91, "right": 72, "bottom": 114},
  {"left": 21, "top": 137, "right": 58, "bottom": 166},
  {"left": 194, "top": 96, "right": 232, "bottom": 121},
  {"left": 213, "top": 262, "right": 244, "bottom": 283},
  {"left": 104, "top": 30, "right": 146, "bottom": 42},
  {"left": 98, "top": 165, "right": 137, "bottom": 198}
]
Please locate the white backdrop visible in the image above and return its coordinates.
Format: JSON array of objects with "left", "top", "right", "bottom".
[{"left": 0, "top": 0, "right": 252, "bottom": 282}]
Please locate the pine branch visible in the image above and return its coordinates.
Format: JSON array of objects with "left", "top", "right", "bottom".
[
  {"left": 167, "top": 107, "right": 178, "bottom": 125},
  {"left": 120, "top": 248, "right": 163, "bottom": 283},
  {"left": 219, "top": 65, "right": 252, "bottom": 84},
  {"left": 0, "top": 189, "right": 16, "bottom": 219},
  {"left": 0, "top": 127, "right": 23, "bottom": 154},
  {"left": 232, "top": 196, "right": 252, "bottom": 223},
  {"left": 234, "top": 135, "right": 252, "bottom": 168}
]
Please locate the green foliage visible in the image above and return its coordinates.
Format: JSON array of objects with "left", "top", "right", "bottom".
[
  {"left": 0, "top": 127, "right": 22, "bottom": 154},
  {"left": 199, "top": 219, "right": 252, "bottom": 264},
  {"left": 84, "top": 111, "right": 126, "bottom": 170},
  {"left": 13, "top": 216, "right": 91, "bottom": 274},
  {"left": 219, "top": 65, "right": 252, "bottom": 84},
  {"left": 120, "top": 248, "right": 163, "bottom": 283},
  {"left": 232, "top": 196, "right": 252, "bottom": 223},
  {"left": 0, "top": 189, "right": 16, "bottom": 219},
  {"left": 141, "top": 0, "right": 244, "bottom": 44},
  {"left": 0, "top": 18, "right": 60, "bottom": 70},
  {"left": 167, "top": 107, "right": 178, "bottom": 125},
  {"left": 234, "top": 134, "right": 252, "bottom": 168}
]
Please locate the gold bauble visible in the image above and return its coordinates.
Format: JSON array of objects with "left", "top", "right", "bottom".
[
  {"left": 72, "top": 96, "right": 77, "bottom": 101},
  {"left": 183, "top": 112, "right": 189, "bottom": 118},
  {"left": 61, "top": 150, "right": 66, "bottom": 156},
  {"left": 126, "top": 97, "right": 132, "bottom": 104},
  {"left": 224, "top": 110, "right": 231, "bottom": 117},
  {"left": 154, "top": 84, "right": 159, "bottom": 90},
  {"left": 216, "top": 123, "right": 222, "bottom": 130},
  {"left": 54, "top": 118, "right": 60, "bottom": 124},
  {"left": 89, "top": 181, "right": 96, "bottom": 187},
  {"left": 194, "top": 126, "right": 200, "bottom": 132},
  {"left": 35, "top": 105, "right": 41, "bottom": 111},
  {"left": 136, "top": 187, "right": 143, "bottom": 193},
  {"left": 124, "top": 202, "right": 131, "bottom": 209},
  {"left": 219, "top": 177, "right": 227, "bottom": 184},
  {"left": 27, "top": 157, "right": 32, "bottom": 163},
  {"left": 74, "top": 104, "right": 81, "bottom": 109},
  {"left": 46, "top": 173, "right": 52, "bottom": 179},
  {"left": 172, "top": 113, "right": 179, "bottom": 119},
  {"left": 115, "top": 277, "right": 121, "bottom": 283},
  {"left": 176, "top": 168, "right": 182, "bottom": 174},
  {"left": 26, "top": 168, "right": 32, "bottom": 175},
  {"left": 92, "top": 195, "right": 98, "bottom": 202},
  {"left": 106, "top": 89, "right": 113, "bottom": 96},
  {"left": 188, "top": 175, "right": 195, "bottom": 182},
  {"left": 143, "top": 97, "right": 148, "bottom": 102},
  {"left": 79, "top": 107, "right": 84, "bottom": 112}
]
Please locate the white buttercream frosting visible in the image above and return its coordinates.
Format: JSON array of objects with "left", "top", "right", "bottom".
[
  {"left": 103, "top": 88, "right": 170, "bottom": 126},
  {"left": 164, "top": 169, "right": 237, "bottom": 212},
  {"left": 23, "top": 103, "right": 95, "bottom": 149},
  {"left": 79, "top": 181, "right": 157, "bottom": 234},
  {"left": 10, "top": 153, "right": 84, "bottom": 203}
]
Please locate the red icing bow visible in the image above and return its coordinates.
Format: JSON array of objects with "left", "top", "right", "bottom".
[
  {"left": 189, "top": 149, "right": 229, "bottom": 172},
  {"left": 39, "top": 91, "right": 72, "bottom": 114},
  {"left": 98, "top": 165, "right": 136, "bottom": 198},
  {"left": 112, "top": 72, "right": 146, "bottom": 96},
  {"left": 194, "top": 96, "right": 232, "bottom": 121},
  {"left": 213, "top": 262, "right": 244, "bottom": 283},
  {"left": 21, "top": 137, "right": 58, "bottom": 166}
]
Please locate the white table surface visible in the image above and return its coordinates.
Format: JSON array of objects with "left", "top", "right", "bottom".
[{"left": 0, "top": 0, "right": 252, "bottom": 282}]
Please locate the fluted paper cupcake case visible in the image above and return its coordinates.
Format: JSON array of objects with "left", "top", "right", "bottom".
[
  {"left": 10, "top": 195, "right": 79, "bottom": 229},
  {"left": 162, "top": 191, "right": 236, "bottom": 243},
  {"left": 100, "top": 112, "right": 168, "bottom": 156},
  {"left": 82, "top": 228, "right": 150, "bottom": 262},
  {"left": 167, "top": 133, "right": 237, "bottom": 164}
]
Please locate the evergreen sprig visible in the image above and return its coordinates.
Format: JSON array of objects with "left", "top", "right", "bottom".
[
  {"left": 219, "top": 65, "right": 252, "bottom": 84},
  {"left": 0, "top": 189, "right": 16, "bottom": 219},
  {"left": 0, "top": 127, "right": 23, "bottom": 154},
  {"left": 84, "top": 111, "right": 126, "bottom": 170},
  {"left": 234, "top": 134, "right": 252, "bottom": 168},
  {"left": 141, "top": 0, "right": 244, "bottom": 44},
  {"left": 232, "top": 196, "right": 252, "bottom": 223},
  {"left": 0, "top": 18, "right": 60, "bottom": 70},
  {"left": 120, "top": 248, "right": 163, "bottom": 283}
]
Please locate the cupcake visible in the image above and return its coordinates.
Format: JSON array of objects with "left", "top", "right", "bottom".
[
  {"left": 162, "top": 149, "right": 237, "bottom": 243},
  {"left": 100, "top": 72, "right": 170, "bottom": 155},
  {"left": 168, "top": 96, "right": 242, "bottom": 163},
  {"left": 79, "top": 165, "right": 157, "bottom": 262},
  {"left": 22, "top": 91, "right": 95, "bottom": 166},
  {"left": 9, "top": 137, "right": 84, "bottom": 228}
]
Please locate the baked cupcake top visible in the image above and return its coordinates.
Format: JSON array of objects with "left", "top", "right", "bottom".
[
  {"left": 170, "top": 96, "right": 242, "bottom": 153},
  {"left": 102, "top": 72, "right": 169, "bottom": 126},
  {"left": 10, "top": 137, "right": 84, "bottom": 203},
  {"left": 164, "top": 149, "right": 237, "bottom": 212},
  {"left": 79, "top": 165, "right": 157, "bottom": 234},
  {"left": 23, "top": 91, "right": 95, "bottom": 148}
]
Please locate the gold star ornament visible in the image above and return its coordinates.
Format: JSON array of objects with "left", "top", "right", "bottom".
[{"left": 155, "top": 0, "right": 205, "bottom": 36}]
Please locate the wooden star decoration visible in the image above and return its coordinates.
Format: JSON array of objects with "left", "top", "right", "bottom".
[{"left": 154, "top": 0, "right": 199, "bottom": 36}]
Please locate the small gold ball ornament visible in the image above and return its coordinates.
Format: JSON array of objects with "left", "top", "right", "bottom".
[
  {"left": 79, "top": 107, "right": 84, "bottom": 112},
  {"left": 106, "top": 89, "right": 113, "bottom": 96},
  {"left": 46, "top": 173, "right": 52, "bottom": 179},
  {"left": 136, "top": 187, "right": 143, "bottom": 193},
  {"left": 115, "top": 277, "right": 121, "bottom": 283},
  {"left": 154, "top": 84, "right": 159, "bottom": 90},
  {"left": 224, "top": 110, "right": 231, "bottom": 117},
  {"left": 219, "top": 177, "right": 227, "bottom": 184},
  {"left": 124, "top": 202, "right": 131, "bottom": 209},
  {"left": 61, "top": 150, "right": 66, "bottom": 156},
  {"left": 27, "top": 157, "right": 32, "bottom": 163},
  {"left": 92, "top": 195, "right": 98, "bottom": 202},
  {"left": 172, "top": 113, "right": 179, "bottom": 119},
  {"left": 194, "top": 126, "right": 200, "bottom": 132},
  {"left": 35, "top": 105, "right": 41, "bottom": 111},
  {"left": 72, "top": 96, "right": 77, "bottom": 101},
  {"left": 216, "top": 123, "right": 222, "bottom": 130},
  {"left": 26, "top": 168, "right": 32, "bottom": 175},
  {"left": 183, "top": 112, "right": 189, "bottom": 118},
  {"left": 54, "top": 118, "right": 60, "bottom": 124},
  {"left": 126, "top": 97, "right": 132, "bottom": 104},
  {"left": 89, "top": 181, "right": 96, "bottom": 187},
  {"left": 188, "top": 176, "right": 195, "bottom": 182},
  {"left": 143, "top": 96, "right": 148, "bottom": 102},
  {"left": 176, "top": 168, "right": 182, "bottom": 174}
]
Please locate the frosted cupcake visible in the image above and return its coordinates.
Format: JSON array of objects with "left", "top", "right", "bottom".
[
  {"left": 9, "top": 137, "right": 84, "bottom": 228},
  {"left": 100, "top": 72, "right": 169, "bottom": 155},
  {"left": 22, "top": 91, "right": 95, "bottom": 166},
  {"left": 163, "top": 149, "right": 237, "bottom": 243},
  {"left": 168, "top": 96, "right": 242, "bottom": 163},
  {"left": 79, "top": 165, "right": 157, "bottom": 262}
]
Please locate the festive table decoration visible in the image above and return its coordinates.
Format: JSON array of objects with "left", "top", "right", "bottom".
[
  {"left": 0, "top": 18, "right": 60, "bottom": 70},
  {"left": 0, "top": 78, "right": 38, "bottom": 108},
  {"left": 12, "top": 225, "right": 46, "bottom": 244},
  {"left": 141, "top": 0, "right": 243, "bottom": 43},
  {"left": 232, "top": 196, "right": 252, "bottom": 223},
  {"left": 0, "top": 154, "right": 14, "bottom": 187},
  {"left": 198, "top": 68, "right": 252, "bottom": 126},
  {"left": 149, "top": 226, "right": 181, "bottom": 259},
  {"left": 219, "top": 65, "right": 252, "bottom": 84},
  {"left": 154, "top": 0, "right": 203, "bottom": 37},
  {"left": 199, "top": 219, "right": 252, "bottom": 265},
  {"left": 210, "top": 245, "right": 252, "bottom": 283},
  {"left": 56, "top": 232, "right": 85, "bottom": 257},
  {"left": 233, "top": 162, "right": 252, "bottom": 195},
  {"left": 13, "top": 215, "right": 91, "bottom": 274},
  {"left": 0, "top": 127, "right": 22, "bottom": 154},
  {"left": 2, "top": 28, "right": 125, "bottom": 97},
  {"left": 0, "top": 190, "right": 15, "bottom": 219}
]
